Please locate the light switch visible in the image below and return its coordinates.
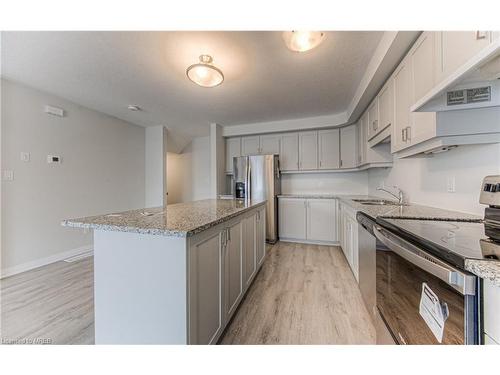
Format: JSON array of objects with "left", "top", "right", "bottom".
[
  {"left": 20, "top": 152, "right": 30, "bottom": 162},
  {"left": 2, "top": 170, "right": 14, "bottom": 181}
]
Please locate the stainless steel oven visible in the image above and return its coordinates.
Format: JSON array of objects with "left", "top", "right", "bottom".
[{"left": 373, "top": 225, "right": 478, "bottom": 345}]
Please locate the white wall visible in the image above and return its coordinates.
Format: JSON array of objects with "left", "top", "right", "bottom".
[
  {"left": 175, "top": 136, "right": 211, "bottom": 203},
  {"left": 145, "top": 126, "right": 167, "bottom": 207},
  {"left": 1, "top": 79, "right": 145, "bottom": 275},
  {"left": 281, "top": 171, "right": 369, "bottom": 195},
  {"left": 368, "top": 143, "right": 500, "bottom": 215}
]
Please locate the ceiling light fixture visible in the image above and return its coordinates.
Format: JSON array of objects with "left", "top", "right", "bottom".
[
  {"left": 282, "top": 31, "right": 326, "bottom": 52},
  {"left": 186, "top": 55, "right": 224, "bottom": 88},
  {"left": 127, "top": 105, "right": 142, "bottom": 111}
]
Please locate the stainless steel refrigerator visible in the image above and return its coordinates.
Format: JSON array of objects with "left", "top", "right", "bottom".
[{"left": 233, "top": 154, "right": 281, "bottom": 243}]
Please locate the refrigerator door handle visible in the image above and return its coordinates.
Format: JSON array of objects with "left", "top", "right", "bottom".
[{"left": 246, "top": 161, "right": 251, "bottom": 201}]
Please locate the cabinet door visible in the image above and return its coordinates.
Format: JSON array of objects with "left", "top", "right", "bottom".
[
  {"left": 241, "top": 136, "right": 260, "bottom": 156},
  {"left": 256, "top": 208, "right": 266, "bottom": 267},
  {"left": 359, "top": 114, "right": 368, "bottom": 165},
  {"left": 225, "top": 137, "right": 241, "bottom": 173},
  {"left": 378, "top": 81, "right": 393, "bottom": 133},
  {"left": 280, "top": 133, "right": 299, "bottom": 171},
  {"left": 411, "top": 32, "right": 435, "bottom": 103},
  {"left": 392, "top": 57, "right": 412, "bottom": 153},
  {"left": 318, "top": 129, "right": 340, "bottom": 169},
  {"left": 340, "top": 124, "right": 357, "bottom": 169},
  {"left": 298, "top": 131, "right": 318, "bottom": 170},
  {"left": 436, "top": 31, "right": 492, "bottom": 83},
  {"left": 224, "top": 221, "right": 242, "bottom": 320},
  {"left": 242, "top": 213, "right": 256, "bottom": 289},
  {"left": 278, "top": 198, "right": 307, "bottom": 240},
  {"left": 306, "top": 199, "right": 336, "bottom": 242},
  {"left": 189, "top": 230, "right": 223, "bottom": 345},
  {"left": 367, "top": 99, "right": 379, "bottom": 140},
  {"left": 260, "top": 134, "right": 281, "bottom": 155}
]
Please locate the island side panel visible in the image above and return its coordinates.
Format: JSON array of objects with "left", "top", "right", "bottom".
[{"left": 93, "top": 230, "right": 188, "bottom": 344}]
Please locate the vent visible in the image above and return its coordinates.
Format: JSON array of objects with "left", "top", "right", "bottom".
[{"left": 447, "top": 86, "right": 491, "bottom": 106}]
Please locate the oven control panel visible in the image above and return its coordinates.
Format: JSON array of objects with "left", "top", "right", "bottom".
[{"left": 480, "top": 175, "right": 500, "bottom": 206}]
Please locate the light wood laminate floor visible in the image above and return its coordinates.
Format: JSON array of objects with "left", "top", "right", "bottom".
[
  {"left": 1, "top": 242, "right": 375, "bottom": 344},
  {"left": 221, "top": 242, "right": 375, "bottom": 344}
]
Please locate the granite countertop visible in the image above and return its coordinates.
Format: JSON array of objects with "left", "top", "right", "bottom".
[
  {"left": 62, "top": 199, "right": 266, "bottom": 237},
  {"left": 278, "top": 194, "right": 338, "bottom": 199},
  {"left": 465, "top": 259, "right": 500, "bottom": 287}
]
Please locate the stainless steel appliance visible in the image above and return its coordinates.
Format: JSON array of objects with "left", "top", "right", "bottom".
[{"left": 233, "top": 154, "right": 281, "bottom": 243}]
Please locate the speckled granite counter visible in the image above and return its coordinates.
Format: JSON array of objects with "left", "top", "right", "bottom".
[
  {"left": 465, "top": 259, "right": 500, "bottom": 286},
  {"left": 279, "top": 194, "right": 482, "bottom": 221},
  {"left": 62, "top": 199, "right": 266, "bottom": 237}
]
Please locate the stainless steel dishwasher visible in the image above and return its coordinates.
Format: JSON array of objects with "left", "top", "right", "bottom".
[{"left": 357, "top": 212, "right": 395, "bottom": 344}]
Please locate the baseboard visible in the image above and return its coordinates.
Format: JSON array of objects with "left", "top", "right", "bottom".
[
  {"left": 0, "top": 245, "right": 93, "bottom": 279},
  {"left": 279, "top": 238, "right": 340, "bottom": 246}
]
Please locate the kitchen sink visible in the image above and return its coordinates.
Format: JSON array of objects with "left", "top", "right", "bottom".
[{"left": 352, "top": 199, "right": 406, "bottom": 206}]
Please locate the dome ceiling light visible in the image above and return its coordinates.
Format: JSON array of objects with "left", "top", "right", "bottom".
[
  {"left": 186, "top": 54, "right": 224, "bottom": 88},
  {"left": 282, "top": 31, "right": 326, "bottom": 52}
]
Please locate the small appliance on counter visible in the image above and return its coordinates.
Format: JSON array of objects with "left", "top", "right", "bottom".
[{"left": 233, "top": 154, "right": 281, "bottom": 243}]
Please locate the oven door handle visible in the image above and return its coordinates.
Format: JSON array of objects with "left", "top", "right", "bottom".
[{"left": 373, "top": 226, "right": 476, "bottom": 296}]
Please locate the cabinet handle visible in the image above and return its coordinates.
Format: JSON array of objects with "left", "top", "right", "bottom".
[
  {"left": 340, "top": 160, "right": 343, "bottom": 167},
  {"left": 402, "top": 128, "right": 407, "bottom": 142},
  {"left": 406, "top": 126, "right": 411, "bottom": 141},
  {"left": 319, "top": 160, "right": 322, "bottom": 167},
  {"left": 375, "top": 120, "right": 378, "bottom": 130},
  {"left": 227, "top": 228, "right": 231, "bottom": 242}
]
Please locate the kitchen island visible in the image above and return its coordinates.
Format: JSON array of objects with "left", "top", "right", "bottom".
[{"left": 62, "top": 199, "right": 267, "bottom": 344}]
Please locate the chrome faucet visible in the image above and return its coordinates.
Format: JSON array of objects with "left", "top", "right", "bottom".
[{"left": 377, "top": 185, "right": 404, "bottom": 205}]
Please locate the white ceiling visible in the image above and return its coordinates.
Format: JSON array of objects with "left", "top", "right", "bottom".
[{"left": 2, "top": 31, "right": 383, "bottom": 150}]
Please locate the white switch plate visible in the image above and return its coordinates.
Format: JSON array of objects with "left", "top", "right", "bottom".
[
  {"left": 20, "top": 152, "right": 30, "bottom": 162},
  {"left": 447, "top": 177, "right": 456, "bottom": 193},
  {"left": 2, "top": 170, "right": 14, "bottom": 181}
]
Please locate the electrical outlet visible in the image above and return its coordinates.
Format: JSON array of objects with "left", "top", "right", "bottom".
[
  {"left": 447, "top": 177, "right": 456, "bottom": 193},
  {"left": 2, "top": 170, "right": 14, "bottom": 181},
  {"left": 20, "top": 152, "right": 30, "bottom": 162}
]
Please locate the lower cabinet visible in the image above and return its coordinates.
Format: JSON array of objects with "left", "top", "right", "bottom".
[
  {"left": 279, "top": 197, "right": 337, "bottom": 243},
  {"left": 483, "top": 279, "right": 500, "bottom": 345},
  {"left": 339, "top": 201, "right": 359, "bottom": 281},
  {"left": 188, "top": 205, "right": 266, "bottom": 344}
]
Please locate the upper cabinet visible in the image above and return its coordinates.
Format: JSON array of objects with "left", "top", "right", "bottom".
[
  {"left": 392, "top": 55, "right": 412, "bottom": 153},
  {"left": 411, "top": 32, "right": 436, "bottom": 103},
  {"left": 260, "top": 134, "right": 281, "bottom": 154},
  {"left": 367, "top": 99, "right": 379, "bottom": 140},
  {"left": 298, "top": 131, "right": 318, "bottom": 170},
  {"left": 225, "top": 137, "right": 241, "bottom": 173},
  {"left": 280, "top": 133, "right": 299, "bottom": 171},
  {"left": 241, "top": 136, "right": 260, "bottom": 156},
  {"left": 358, "top": 118, "right": 367, "bottom": 166},
  {"left": 378, "top": 80, "right": 394, "bottom": 133},
  {"left": 340, "top": 124, "right": 358, "bottom": 169},
  {"left": 318, "top": 129, "right": 340, "bottom": 169},
  {"left": 435, "top": 31, "right": 493, "bottom": 84}
]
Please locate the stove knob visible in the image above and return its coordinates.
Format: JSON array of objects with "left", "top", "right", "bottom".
[{"left": 484, "top": 183, "right": 492, "bottom": 192}]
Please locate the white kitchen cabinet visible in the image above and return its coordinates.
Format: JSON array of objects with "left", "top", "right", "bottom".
[
  {"left": 367, "top": 99, "right": 379, "bottom": 140},
  {"left": 483, "top": 279, "right": 500, "bottom": 345},
  {"left": 338, "top": 201, "right": 359, "bottom": 281},
  {"left": 225, "top": 137, "right": 241, "bottom": 173},
  {"left": 318, "top": 129, "right": 340, "bottom": 169},
  {"left": 306, "top": 199, "right": 336, "bottom": 242},
  {"left": 279, "top": 198, "right": 307, "bottom": 240},
  {"left": 279, "top": 197, "right": 337, "bottom": 244},
  {"left": 358, "top": 116, "right": 367, "bottom": 166},
  {"left": 436, "top": 31, "right": 492, "bottom": 84},
  {"left": 340, "top": 124, "right": 358, "bottom": 169},
  {"left": 411, "top": 32, "right": 435, "bottom": 103},
  {"left": 298, "top": 131, "right": 318, "bottom": 170},
  {"left": 188, "top": 229, "right": 223, "bottom": 345},
  {"left": 241, "top": 136, "right": 260, "bottom": 156},
  {"left": 280, "top": 132, "right": 299, "bottom": 171},
  {"left": 223, "top": 220, "right": 242, "bottom": 320},
  {"left": 392, "top": 55, "right": 412, "bottom": 153},
  {"left": 255, "top": 207, "right": 266, "bottom": 266},
  {"left": 260, "top": 134, "right": 281, "bottom": 155},
  {"left": 378, "top": 80, "right": 393, "bottom": 134},
  {"left": 242, "top": 212, "right": 256, "bottom": 289}
]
